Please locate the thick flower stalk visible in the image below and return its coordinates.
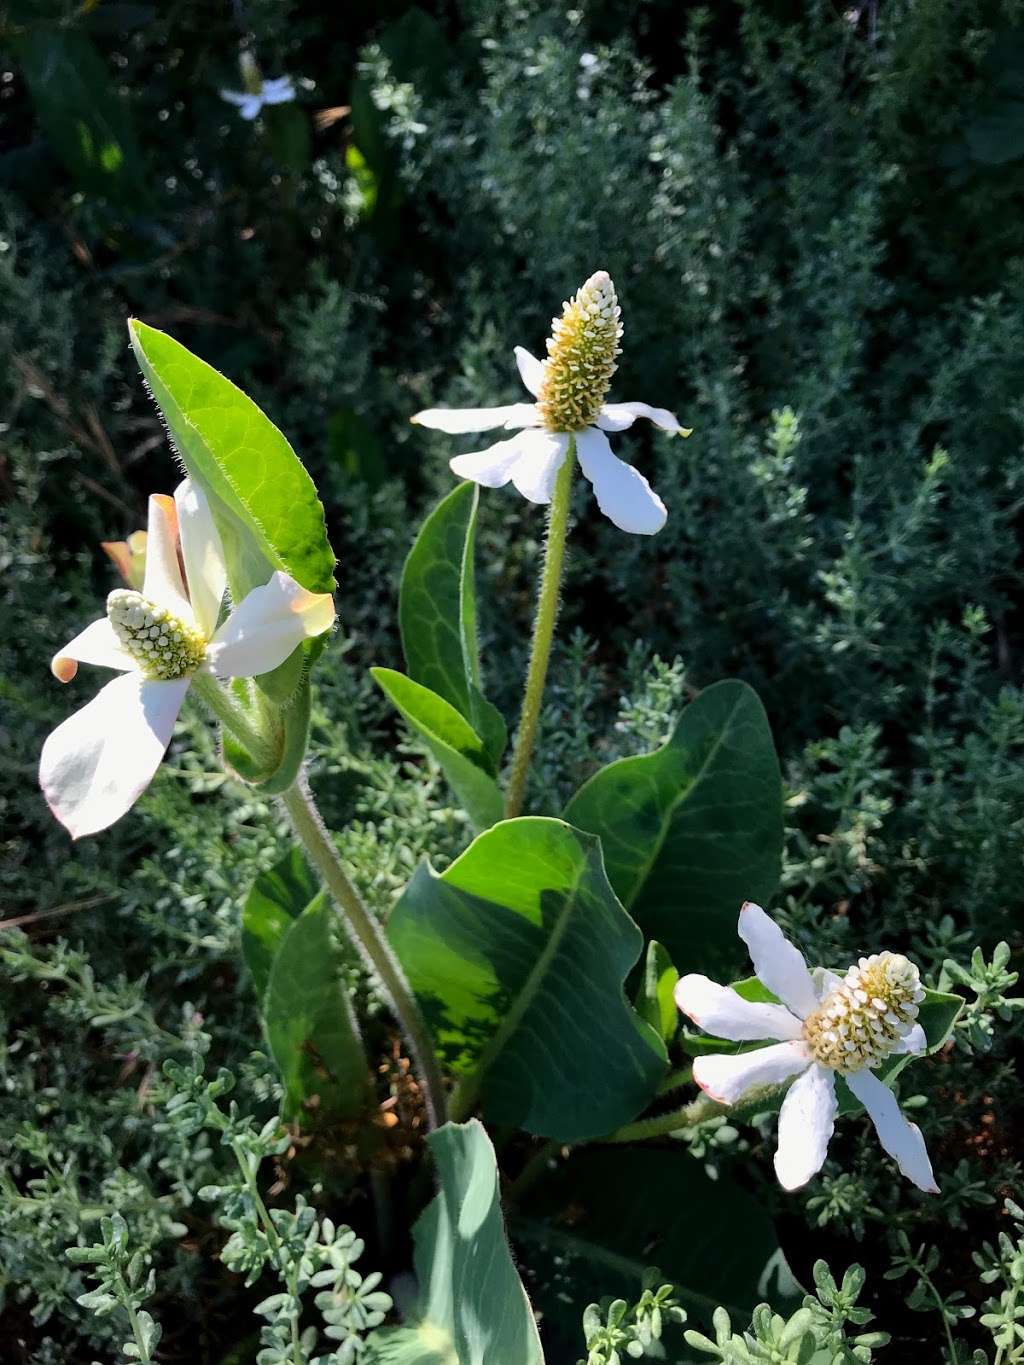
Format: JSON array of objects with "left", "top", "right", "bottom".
[
  {"left": 412, "top": 270, "right": 691, "bottom": 535},
  {"left": 675, "top": 903, "right": 938, "bottom": 1193},
  {"left": 40, "top": 479, "right": 334, "bottom": 839}
]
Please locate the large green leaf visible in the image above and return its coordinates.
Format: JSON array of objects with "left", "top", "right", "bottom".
[
  {"left": 128, "top": 320, "right": 336, "bottom": 604},
  {"left": 564, "top": 680, "right": 783, "bottom": 973},
  {"left": 371, "top": 668, "right": 503, "bottom": 832},
  {"left": 241, "top": 847, "right": 320, "bottom": 1003},
  {"left": 683, "top": 977, "right": 963, "bottom": 1118},
  {"left": 388, "top": 818, "right": 666, "bottom": 1142},
  {"left": 264, "top": 896, "right": 370, "bottom": 1124},
  {"left": 399, "top": 483, "right": 506, "bottom": 766},
  {"left": 14, "top": 29, "right": 145, "bottom": 203},
  {"left": 367, "top": 1120, "right": 544, "bottom": 1365},
  {"left": 518, "top": 1147, "right": 798, "bottom": 1326}
]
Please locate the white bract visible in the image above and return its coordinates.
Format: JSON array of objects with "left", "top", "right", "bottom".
[
  {"left": 411, "top": 270, "right": 691, "bottom": 535},
  {"left": 675, "top": 902, "right": 938, "bottom": 1193},
  {"left": 221, "top": 54, "right": 295, "bottom": 121},
  {"left": 40, "top": 480, "right": 335, "bottom": 840}
]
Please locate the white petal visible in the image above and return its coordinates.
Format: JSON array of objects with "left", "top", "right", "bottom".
[
  {"left": 142, "top": 494, "right": 194, "bottom": 626},
  {"left": 774, "top": 1063, "right": 838, "bottom": 1191},
  {"left": 413, "top": 404, "right": 539, "bottom": 435},
  {"left": 514, "top": 346, "right": 545, "bottom": 398},
  {"left": 738, "top": 902, "right": 820, "bottom": 1020},
  {"left": 39, "top": 673, "right": 189, "bottom": 839},
  {"left": 675, "top": 974, "right": 803, "bottom": 1042},
  {"left": 450, "top": 428, "right": 567, "bottom": 500},
  {"left": 575, "top": 427, "right": 667, "bottom": 535},
  {"left": 509, "top": 430, "right": 570, "bottom": 504},
  {"left": 813, "top": 967, "right": 843, "bottom": 1001},
  {"left": 208, "top": 572, "right": 335, "bottom": 678},
  {"left": 51, "top": 618, "right": 134, "bottom": 683},
  {"left": 846, "top": 1069, "right": 939, "bottom": 1192},
  {"left": 692, "top": 1041, "right": 810, "bottom": 1106},
  {"left": 891, "top": 1023, "right": 927, "bottom": 1056},
  {"left": 174, "top": 479, "right": 227, "bottom": 640},
  {"left": 261, "top": 77, "right": 295, "bottom": 104},
  {"left": 596, "top": 401, "right": 691, "bottom": 434},
  {"left": 239, "top": 95, "right": 263, "bottom": 120},
  {"left": 220, "top": 88, "right": 250, "bottom": 106}
]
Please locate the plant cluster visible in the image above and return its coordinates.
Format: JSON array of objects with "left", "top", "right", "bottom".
[{"left": 2, "top": 1, "right": 1023, "bottom": 1363}]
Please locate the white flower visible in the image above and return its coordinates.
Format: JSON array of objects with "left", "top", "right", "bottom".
[
  {"left": 40, "top": 480, "right": 335, "bottom": 840},
  {"left": 675, "top": 902, "right": 939, "bottom": 1194},
  {"left": 411, "top": 270, "right": 691, "bottom": 536},
  {"left": 220, "top": 75, "right": 296, "bottom": 121}
]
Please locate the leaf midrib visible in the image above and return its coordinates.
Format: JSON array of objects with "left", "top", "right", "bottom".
[{"left": 461, "top": 843, "right": 590, "bottom": 1101}]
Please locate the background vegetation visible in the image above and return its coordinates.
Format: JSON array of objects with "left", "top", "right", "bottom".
[{"left": 2, "top": 1, "right": 1023, "bottom": 1361}]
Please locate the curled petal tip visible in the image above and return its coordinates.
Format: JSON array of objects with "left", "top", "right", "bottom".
[
  {"left": 51, "top": 657, "right": 78, "bottom": 684},
  {"left": 680, "top": 427, "right": 694, "bottom": 438}
]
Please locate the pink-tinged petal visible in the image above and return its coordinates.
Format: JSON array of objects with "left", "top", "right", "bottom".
[
  {"left": 509, "top": 430, "right": 570, "bottom": 504},
  {"left": 51, "top": 618, "right": 134, "bottom": 682},
  {"left": 208, "top": 571, "right": 335, "bottom": 679},
  {"left": 514, "top": 346, "right": 545, "bottom": 398},
  {"left": 39, "top": 673, "right": 189, "bottom": 839},
  {"left": 596, "top": 401, "right": 692, "bottom": 435},
  {"left": 692, "top": 1040, "right": 810, "bottom": 1106},
  {"left": 890, "top": 1023, "right": 927, "bottom": 1056},
  {"left": 738, "top": 902, "right": 820, "bottom": 1020},
  {"left": 142, "top": 494, "right": 194, "bottom": 626},
  {"left": 576, "top": 427, "right": 667, "bottom": 535},
  {"left": 675, "top": 974, "right": 803, "bottom": 1042},
  {"left": 774, "top": 1063, "right": 837, "bottom": 1191},
  {"left": 413, "top": 404, "right": 539, "bottom": 434},
  {"left": 174, "top": 479, "right": 227, "bottom": 639},
  {"left": 845, "top": 1068, "right": 939, "bottom": 1192}
]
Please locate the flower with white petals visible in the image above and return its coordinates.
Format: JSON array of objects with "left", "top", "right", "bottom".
[
  {"left": 411, "top": 270, "right": 691, "bottom": 535},
  {"left": 675, "top": 902, "right": 938, "bottom": 1194},
  {"left": 40, "top": 480, "right": 335, "bottom": 840},
  {"left": 221, "top": 52, "right": 296, "bottom": 121}
]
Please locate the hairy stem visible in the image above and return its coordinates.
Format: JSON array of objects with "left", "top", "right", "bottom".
[
  {"left": 504, "top": 439, "right": 575, "bottom": 818},
  {"left": 280, "top": 773, "right": 447, "bottom": 1130},
  {"left": 191, "top": 671, "right": 276, "bottom": 769}
]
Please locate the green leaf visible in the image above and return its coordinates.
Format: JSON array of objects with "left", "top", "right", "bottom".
[
  {"left": 127, "top": 319, "right": 335, "bottom": 604},
  {"left": 635, "top": 940, "right": 680, "bottom": 1046},
  {"left": 14, "top": 29, "right": 145, "bottom": 203},
  {"left": 371, "top": 668, "right": 503, "bottom": 832},
  {"left": 366, "top": 1120, "right": 544, "bottom": 1365},
  {"left": 388, "top": 818, "right": 666, "bottom": 1142},
  {"left": 400, "top": 483, "right": 506, "bottom": 767},
  {"left": 241, "top": 848, "right": 319, "bottom": 1004},
  {"left": 518, "top": 1146, "right": 798, "bottom": 1323},
  {"left": 264, "top": 897, "right": 370, "bottom": 1123},
  {"left": 686, "top": 977, "right": 964, "bottom": 1117},
  {"left": 564, "top": 680, "right": 783, "bottom": 973}
]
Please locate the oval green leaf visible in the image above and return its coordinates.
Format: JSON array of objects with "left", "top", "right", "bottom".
[
  {"left": 400, "top": 482, "right": 506, "bottom": 767},
  {"left": 128, "top": 319, "right": 336, "bottom": 602},
  {"left": 388, "top": 818, "right": 666, "bottom": 1142},
  {"left": 564, "top": 680, "right": 783, "bottom": 974},
  {"left": 367, "top": 1120, "right": 544, "bottom": 1365},
  {"left": 371, "top": 667, "right": 503, "bottom": 832},
  {"left": 264, "top": 896, "right": 371, "bottom": 1124}
]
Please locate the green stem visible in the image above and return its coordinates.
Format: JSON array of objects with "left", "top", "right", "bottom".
[
  {"left": 600, "top": 1093, "right": 718, "bottom": 1145},
  {"left": 915, "top": 1262, "right": 960, "bottom": 1365},
  {"left": 504, "top": 439, "right": 575, "bottom": 819},
  {"left": 281, "top": 773, "right": 447, "bottom": 1130},
  {"left": 191, "top": 671, "right": 275, "bottom": 769}
]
